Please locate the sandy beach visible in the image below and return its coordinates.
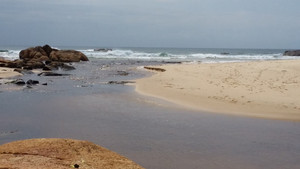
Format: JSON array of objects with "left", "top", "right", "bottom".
[
  {"left": 0, "top": 67, "right": 22, "bottom": 79},
  {"left": 136, "top": 60, "right": 300, "bottom": 121}
]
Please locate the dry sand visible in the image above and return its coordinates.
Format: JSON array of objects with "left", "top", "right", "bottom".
[
  {"left": 0, "top": 67, "right": 22, "bottom": 79},
  {"left": 136, "top": 60, "right": 300, "bottom": 121},
  {"left": 0, "top": 138, "right": 144, "bottom": 169}
]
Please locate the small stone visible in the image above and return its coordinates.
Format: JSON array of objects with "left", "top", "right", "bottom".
[
  {"left": 12, "top": 79, "right": 26, "bottom": 85},
  {"left": 26, "top": 80, "right": 39, "bottom": 85}
]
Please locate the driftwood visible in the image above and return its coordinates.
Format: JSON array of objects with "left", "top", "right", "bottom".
[{"left": 144, "top": 66, "right": 166, "bottom": 72}]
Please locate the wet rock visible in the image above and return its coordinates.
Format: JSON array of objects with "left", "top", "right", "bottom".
[
  {"left": 26, "top": 79, "right": 39, "bottom": 85},
  {"left": 116, "top": 71, "right": 129, "bottom": 76},
  {"left": 42, "top": 83, "right": 48, "bottom": 85},
  {"left": 108, "top": 81, "right": 135, "bottom": 85},
  {"left": 12, "top": 79, "right": 26, "bottom": 85},
  {"left": 24, "top": 60, "right": 45, "bottom": 69},
  {"left": 94, "top": 48, "right": 112, "bottom": 52},
  {"left": 19, "top": 46, "right": 48, "bottom": 60},
  {"left": 49, "top": 50, "right": 89, "bottom": 62},
  {"left": 14, "top": 68, "right": 34, "bottom": 74},
  {"left": 44, "top": 61, "right": 75, "bottom": 71},
  {"left": 283, "top": 50, "right": 300, "bottom": 56},
  {"left": 162, "top": 61, "right": 182, "bottom": 64},
  {"left": 42, "top": 44, "right": 55, "bottom": 57},
  {"left": 38, "top": 72, "right": 70, "bottom": 76},
  {"left": 42, "top": 66, "right": 52, "bottom": 71},
  {"left": 6, "top": 60, "right": 24, "bottom": 68},
  {"left": 61, "top": 63, "right": 76, "bottom": 71}
]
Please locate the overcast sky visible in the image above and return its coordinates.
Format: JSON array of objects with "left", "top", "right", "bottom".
[{"left": 0, "top": 0, "right": 299, "bottom": 49}]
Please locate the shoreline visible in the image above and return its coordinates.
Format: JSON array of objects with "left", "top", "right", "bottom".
[{"left": 135, "top": 60, "right": 300, "bottom": 121}]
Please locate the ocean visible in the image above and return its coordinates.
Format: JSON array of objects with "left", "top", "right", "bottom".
[{"left": 0, "top": 46, "right": 298, "bottom": 63}]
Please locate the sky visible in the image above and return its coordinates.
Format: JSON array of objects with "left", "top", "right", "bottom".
[{"left": 0, "top": 0, "right": 299, "bottom": 49}]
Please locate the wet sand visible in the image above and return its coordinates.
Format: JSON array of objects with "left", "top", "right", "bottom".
[
  {"left": 1, "top": 59, "right": 300, "bottom": 169},
  {"left": 136, "top": 60, "right": 300, "bottom": 121}
]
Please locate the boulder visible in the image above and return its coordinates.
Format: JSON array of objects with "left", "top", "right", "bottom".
[
  {"left": 38, "top": 72, "right": 70, "bottom": 76},
  {"left": 24, "top": 60, "right": 45, "bottom": 69},
  {"left": 26, "top": 79, "right": 39, "bottom": 85},
  {"left": 0, "top": 138, "right": 144, "bottom": 169},
  {"left": 6, "top": 60, "right": 24, "bottom": 68},
  {"left": 283, "top": 50, "right": 300, "bottom": 56},
  {"left": 94, "top": 48, "right": 112, "bottom": 52},
  {"left": 42, "top": 44, "right": 55, "bottom": 57},
  {"left": 45, "top": 61, "right": 75, "bottom": 71},
  {"left": 19, "top": 46, "right": 48, "bottom": 60},
  {"left": 49, "top": 50, "right": 89, "bottom": 62},
  {"left": 11, "top": 79, "right": 26, "bottom": 85}
]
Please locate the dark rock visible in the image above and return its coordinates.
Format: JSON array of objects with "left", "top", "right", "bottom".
[
  {"left": 94, "top": 48, "right": 112, "bottom": 52},
  {"left": 108, "top": 81, "right": 135, "bottom": 85},
  {"left": 6, "top": 60, "right": 24, "bottom": 68},
  {"left": 26, "top": 80, "right": 39, "bottom": 85},
  {"left": 42, "top": 83, "right": 48, "bottom": 85},
  {"left": 19, "top": 46, "right": 48, "bottom": 60},
  {"left": 24, "top": 60, "right": 45, "bottom": 69},
  {"left": 14, "top": 68, "right": 33, "bottom": 74},
  {"left": 283, "top": 50, "right": 300, "bottom": 56},
  {"left": 38, "top": 72, "right": 70, "bottom": 76},
  {"left": 12, "top": 79, "right": 26, "bottom": 85},
  {"left": 60, "top": 64, "right": 76, "bottom": 71},
  {"left": 162, "top": 61, "right": 182, "bottom": 64},
  {"left": 42, "top": 44, "right": 53, "bottom": 57},
  {"left": 42, "top": 66, "right": 52, "bottom": 71},
  {"left": 116, "top": 71, "right": 129, "bottom": 76},
  {"left": 49, "top": 50, "right": 89, "bottom": 62},
  {"left": 44, "top": 61, "right": 75, "bottom": 71}
]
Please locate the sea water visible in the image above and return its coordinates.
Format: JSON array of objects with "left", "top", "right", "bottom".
[{"left": 0, "top": 46, "right": 298, "bottom": 62}]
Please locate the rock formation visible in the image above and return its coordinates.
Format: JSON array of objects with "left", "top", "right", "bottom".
[
  {"left": 283, "top": 50, "right": 300, "bottom": 56},
  {"left": 0, "top": 45, "right": 88, "bottom": 70},
  {"left": 0, "top": 138, "right": 144, "bottom": 169}
]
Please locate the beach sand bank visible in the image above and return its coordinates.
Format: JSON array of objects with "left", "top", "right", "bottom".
[
  {"left": 136, "top": 60, "right": 300, "bottom": 121},
  {"left": 0, "top": 67, "right": 21, "bottom": 79}
]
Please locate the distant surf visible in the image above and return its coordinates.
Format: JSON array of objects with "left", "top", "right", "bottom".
[{"left": 1, "top": 47, "right": 297, "bottom": 63}]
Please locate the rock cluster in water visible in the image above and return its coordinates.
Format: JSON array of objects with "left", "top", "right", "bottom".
[
  {"left": 0, "top": 45, "right": 88, "bottom": 71},
  {"left": 283, "top": 50, "right": 300, "bottom": 56}
]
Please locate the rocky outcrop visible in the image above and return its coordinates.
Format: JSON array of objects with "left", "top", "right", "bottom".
[
  {"left": 94, "top": 48, "right": 112, "bottom": 52},
  {"left": 0, "top": 45, "right": 87, "bottom": 71},
  {"left": 283, "top": 50, "right": 300, "bottom": 56},
  {"left": 0, "top": 138, "right": 144, "bottom": 169},
  {"left": 20, "top": 45, "right": 88, "bottom": 62},
  {"left": 49, "top": 50, "right": 89, "bottom": 62}
]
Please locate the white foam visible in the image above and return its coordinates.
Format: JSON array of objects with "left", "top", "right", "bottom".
[{"left": 1, "top": 48, "right": 297, "bottom": 63}]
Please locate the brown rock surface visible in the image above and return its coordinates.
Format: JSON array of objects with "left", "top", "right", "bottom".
[
  {"left": 0, "top": 138, "right": 144, "bottom": 169},
  {"left": 49, "top": 50, "right": 89, "bottom": 62}
]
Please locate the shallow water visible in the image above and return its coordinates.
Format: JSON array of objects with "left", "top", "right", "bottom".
[{"left": 0, "top": 60, "right": 300, "bottom": 169}]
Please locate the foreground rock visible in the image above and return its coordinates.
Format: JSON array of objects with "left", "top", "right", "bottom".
[
  {"left": 49, "top": 50, "right": 89, "bottom": 62},
  {"left": 283, "top": 50, "right": 300, "bottom": 56},
  {"left": 0, "top": 44, "right": 88, "bottom": 71},
  {"left": 0, "top": 138, "right": 144, "bottom": 169}
]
